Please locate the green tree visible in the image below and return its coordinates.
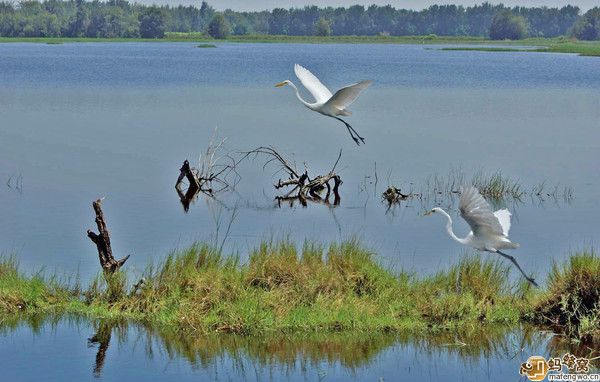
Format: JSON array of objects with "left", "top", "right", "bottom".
[
  {"left": 138, "top": 6, "right": 167, "bottom": 38},
  {"left": 569, "top": 7, "right": 600, "bottom": 40},
  {"left": 314, "top": 16, "right": 330, "bottom": 36},
  {"left": 207, "top": 14, "right": 229, "bottom": 39},
  {"left": 489, "top": 10, "right": 529, "bottom": 39},
  {"left": 233, "top": 21, "right": 249, "bottom": 35},
  {"left": 67, "top": 0, "right": 87, "bottom": 37}
]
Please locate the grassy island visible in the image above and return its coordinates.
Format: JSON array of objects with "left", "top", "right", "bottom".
[{"left": 1, "top": 239, "right": 598, "bottom": 342}]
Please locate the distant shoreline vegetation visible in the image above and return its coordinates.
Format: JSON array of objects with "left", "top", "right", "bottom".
[
  {"left": 1, "top": 35, "right": 598, "bottom": 56},
  {"left": 0, "top": 1, "right": 599, "bottom": 42}
]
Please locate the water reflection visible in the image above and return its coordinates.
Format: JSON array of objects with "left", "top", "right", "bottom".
[
  {"left": 1, "top": 314, "right": 597, "bottom": 381},
  {"left": 88, "top": 321, "right": 112, "bottom": 378}
]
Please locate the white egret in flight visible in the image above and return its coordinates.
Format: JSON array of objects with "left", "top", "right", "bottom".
[
  {"left": 275, "top": 64, "right": 372, "bottom": 146},
  {"left": 425, "top": 185, "right": 538, "bottom": 287}
]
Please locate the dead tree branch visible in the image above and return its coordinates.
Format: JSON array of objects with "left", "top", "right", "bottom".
[
  {"left": 175, "top": 129, "right": 238, "bottom": 211},
  {"left": 87, "top": 198, "right": 130, "bottom": 276},
  {"left": 242, "top": 146, "right": 343, "bottom": 207}
]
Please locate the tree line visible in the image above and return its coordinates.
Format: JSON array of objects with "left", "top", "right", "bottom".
[{"left": 0, "top": 0, "right": 598, "bottom": 40}]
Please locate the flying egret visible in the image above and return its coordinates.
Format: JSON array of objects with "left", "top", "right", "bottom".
[
  {"left": 425, "top": 185, "right": 538, "bottom": 287},
  {"left": 275, "top": 64, "right": 372, "bottom": 146}
]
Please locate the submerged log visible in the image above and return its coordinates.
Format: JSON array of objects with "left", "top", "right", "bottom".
[{"left": 87, "top": 198, "right": 130, "bottom": 275}]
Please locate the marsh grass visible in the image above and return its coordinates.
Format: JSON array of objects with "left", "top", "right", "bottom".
[
  {"left": 0, "top": 240, "right": 527, "bottom": 335},
  {"left": 542, "top": 42, "right": 600, "bottom": 56},
  {"left": 441, "top": 42, "right": 600, "bottom": 57},
  {"left": 471, "top": 170, "right": 523, "bottom": 198},
  {"left": 0, "top": 255, "right": 79, "bottom": 314},
  {"left": 0, "top": 242, "right": 595, "bottom": 341},
  {"left": 389, "top": 168, "right": 573, "bottom": 208},
  {"left": 530, "top": 249, "right": 600, "bottom": 341}
]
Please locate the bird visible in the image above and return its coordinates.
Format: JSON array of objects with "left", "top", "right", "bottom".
[
  {"left": 275, "top": 64, "right": 372, "bottom": 146},
  {"left": 425, "top": 185, "right": 538, "bottom": 287}
]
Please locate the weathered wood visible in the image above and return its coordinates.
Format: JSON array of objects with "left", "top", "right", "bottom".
[
  {"left": 173, "top": 132, "right": 237, "bottom": 212},
  {"left": 176, "top": 160, "right": 201, "bottom": 191},
  {"left": 87, "top": 198, "right": 129, "bottom": 275},
  {"left": 244, "top": 147, "right": 342, "bottom": 207}
]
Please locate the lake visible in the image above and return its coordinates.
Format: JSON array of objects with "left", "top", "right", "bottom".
[
  {"left": 0, "top": 314, "right": 583, "bottom": 381},
  {"left": 0, "top": 42, "right": 599, "bottom": 380}
]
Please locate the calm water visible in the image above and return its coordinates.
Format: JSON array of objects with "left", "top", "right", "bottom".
[
  {"left": 0, "top": 42, "right": 599, "bottom": 381},
  {"left": 0, "top": 315, "right": 584, "bottom": 382}
]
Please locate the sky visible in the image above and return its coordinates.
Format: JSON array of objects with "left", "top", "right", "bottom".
[{"left": 141, "top": 0, "right": 595, "bottom": 12}]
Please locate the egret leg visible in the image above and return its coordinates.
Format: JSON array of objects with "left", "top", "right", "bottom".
[
  {"left": 496, "top": 251, "right": 539, "bottom": 288},
  {"left": 335, "top": 117, "right": 365, "bottom": 146}
]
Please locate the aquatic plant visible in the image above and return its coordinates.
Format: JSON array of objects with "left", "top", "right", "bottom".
[{"left": 471, "top": 170, "right": 523, "bottom": 198}]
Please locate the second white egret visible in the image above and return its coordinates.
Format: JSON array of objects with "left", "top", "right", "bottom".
[
  {"left": 425, "top": 185, "right": 538, "bottom": 287},
  {"left": 276, "top": 64, "right": 372, "bottom": 146}
]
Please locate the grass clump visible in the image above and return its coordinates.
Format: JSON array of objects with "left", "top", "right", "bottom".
[
  {"left": 0, "top": 241, "right": 596, "bottom": 341},
  {"left": 530, "top": 249, "right": 600, "bottom": 341},
  {"left": 197, "top": 43, "right": 217, "bottom": 48},
  {"left": 0, "top": 255, "right": 77, "bottom": 313},
  {"left": 416, "top": 254, "right": 531, "bottom": 326},
  {"left": 471, "top": 170, "right": 523, "bottom": 199},
  {"left": 74, "top": 240, "right": 524, "bottom": 334}
]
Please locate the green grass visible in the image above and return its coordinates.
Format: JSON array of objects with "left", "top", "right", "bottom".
[
  {"left": 1, "top": 241, "right": 597, "bottom": 341},
  {"left": 471, "top": 170, "right": 524, "bottom": 199},
  {"left": 196, "top": 43, "right": 217, "bottom": 48},
  {"left": 542, "top": 42, "right": 600, "bottom": 56},
  {"left": 418, "top": 168, "right": 523, "bottom": 200},
  {"left": 441, "top": 41, "right": 600, "bottom": 56},
  {"left": 403, "top": 168, "right": 572, "bottom": 203},
  {"left": 2, "top": 35, "right": 598, "bottom": 53},
  {"left": 441, "top": 47, "right": 525, "bottom": 52},
  {"left": 529, "top": 249, "right": 600, "bottom": 342}
]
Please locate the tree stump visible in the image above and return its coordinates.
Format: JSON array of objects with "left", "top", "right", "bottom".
[
  {"left": 175, "top": 160, "right": 201, "bottom": 192},
  {"left": 87, "top": 198, "right": 129, "bottom": 276}
]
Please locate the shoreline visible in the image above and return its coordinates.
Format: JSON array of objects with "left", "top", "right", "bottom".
[{"left": 2, "top": 35, "right": 597, "bottom": 56}]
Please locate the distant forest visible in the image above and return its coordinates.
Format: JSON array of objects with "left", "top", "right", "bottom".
[{"left": 0, "top": 0, "right": 599, "bottom": 40}]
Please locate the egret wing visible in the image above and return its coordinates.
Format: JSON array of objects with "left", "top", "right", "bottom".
[
  {"left": 493, "top": 209, "right": 512, "bottom": 236},
  {"left": 459, "top": 186, "right": 505, "bottom": 237},
  {"left": 294, "top": 64, "right": 332, "bottom": 104},
  {"left": 324, "top": 80, "right": 373, "bottom": 111}
]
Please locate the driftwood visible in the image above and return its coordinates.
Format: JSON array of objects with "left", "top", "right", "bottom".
[
  {"left": 243, "top": 146, "right": 343, "bottom": 207},
  {"left": 175, "top": 130, "right": 237, "bottom": 212},
  {"left": 87, "top": 198, "right": 130, "bottom": 275},
  {"left": 175, "top": 160, "right": 201, "bottom": 212}
]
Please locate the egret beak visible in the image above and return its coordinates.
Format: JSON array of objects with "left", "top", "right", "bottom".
[
  {"left": 424, "top": 211, "right": 432, "bottom": 216},
  {"left": 275, "top": 82, "right": 287, "bottom": 87}
]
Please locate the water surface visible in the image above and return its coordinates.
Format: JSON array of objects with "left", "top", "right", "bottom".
[
  {"left": 0, "top": 316, "right": 584, "bottom": 381},
  {"left": 0, "top": 42, "right": 598, "bottom": 282}
]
